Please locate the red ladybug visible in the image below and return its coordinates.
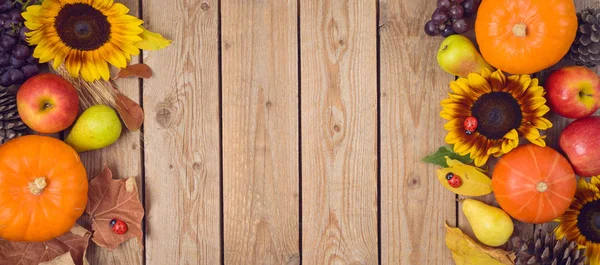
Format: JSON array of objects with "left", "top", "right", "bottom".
[
  {"left": 464, "top": 116, "right": 478, "bottom": 135},
  {"left": 109, "top": 219, "right": 128, "bottom": 235},
  {"left": 448, "top": 174, "right": 462, "bottom": 188}
]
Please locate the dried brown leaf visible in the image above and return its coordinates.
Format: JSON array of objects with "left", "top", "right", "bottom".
[
  {"left": 39, "top": 253, "right": 76, "bottom": 265},
  {"left": 0, "top": 224, "right": 91, "bottom": 265},
  {"left": 445, "top": 223, "right": 515, "bottom": 265},
  {"left": 85, "top": 165, "right": 144, "bottom": 249},
  {"left": 115, "top": 92, "right": 144, "bottom": 131},
  {"left": 113, "top": 63, "right": 152, "bottom": 79}
]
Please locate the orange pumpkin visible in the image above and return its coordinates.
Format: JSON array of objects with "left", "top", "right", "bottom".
[
  {"left": 492, "top": 144, "right": 576, "bottom": 224},
  {"left": 475, "top": 0, "right": 577, "bottom": 74},
  {"left": 0, "top": 135, "right": 88, "bottom": 242}
]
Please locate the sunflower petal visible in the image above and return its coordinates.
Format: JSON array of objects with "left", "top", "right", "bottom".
[
  {"left": 135, "top": 27, "right": 172, "bottom": 50},
  {"left": 489, "top": 69, "right": 506, "bottom": 90}
]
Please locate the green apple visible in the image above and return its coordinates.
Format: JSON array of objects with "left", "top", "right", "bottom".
[
  {"left": 65, "top": 104, "right": 122, "bottom": 152},
  {"left": 437, "top": 35, "right": 493, "bottom": 77}
]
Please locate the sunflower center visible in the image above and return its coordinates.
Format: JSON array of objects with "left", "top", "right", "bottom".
[
  {"left": 471, "top": 92, "right": 522, "bottom": 140},
  {"left": 54, "top": 3, "right": 111, "bottom": 51},
  {"left": 577, "top": 199, "right": 600, "bottom": 243}
]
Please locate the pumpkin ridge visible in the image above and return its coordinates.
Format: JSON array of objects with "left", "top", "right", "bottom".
[
  {"left": 545, "top": 193, "right": 559, "bottom": 218},
  {"left": 494, "top": 188, "right": 530, "bottom": 199},
  {"left": 497, "top": 160, "right": 536, "bottom": 185},
  {"left": 548, "top": 189, "right": 576, "bottom": 203},
  {"left": 533, "top": 193, "right": 545, "bottom": 222},
  {"left": 527, "top": 145, "right": 541, "bottom": 178},
  {"left": 549, "top": 173, "right": 578, "bottom": 185},
  {"left": 516, "top": 192, "right": 537, "bottom": 214}
]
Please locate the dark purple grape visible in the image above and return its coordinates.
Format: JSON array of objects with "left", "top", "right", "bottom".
[
  {"left": 19, "top": 27, "right": 29, "bottom": 42},
  {"left": 26, "top": 52, "right": 38, "bottom": 64},
  {"left": 438, "top": 23, "right": 446, "bottom": 31},
  {"left": 431, "top": 11, "right": 448, "bottom": 24},
  {"left": 12, "top": 44, "right": 29, "bottom": 60},
  {"left": 437, "top": 0, "right": 451, "bottom": 10},
  {"left": 453, "top": 19, "right": 468, "bottom": 34},
  {"left": 441, "top": 26, "right": 456, "bottom": 37},
  {"left": 0, "top": 53, "right": 9, "bottom": 67},
  {"left": 21, "top": 64, "right": 38, "bottom": 79},
  {"left": 449, "top": 4, "right": 464, "bottom": 19},
  {"left": 9, "top": 56, "right": 24, "bottom": 68},
  {"left": 8, "top": 9, "right": 22, "bottom": 22},
  {"left": 7, "top": 68, "right": 23, "bottom": 85},
  {"left": 0, "top": 70, "right": 10, "bottom": 87},
  {"left": 0, "top": 35, "right": 16, "bottom": 50},
  {"left": 463, "top": 0, "right": 479, "bottom": 17},
  {"left": 424, "top": 20, "right": 440, "bottom": 36},
  {"left": 0, "top": 1, "right": 11, "bottom": 12},
  {"left": 452, "top": 0, "right": 464, "bottom": 3}
]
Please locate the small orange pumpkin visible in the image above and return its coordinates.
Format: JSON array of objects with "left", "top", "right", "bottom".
[
  {"left": 492, "top": 144, "right": 576, "bottom": 224},
  {"left": 475, "top": 0, "right": 577, "bottom": 74},
  {"left": 0, "top": 135, "right": 88, "bottom": 242}
]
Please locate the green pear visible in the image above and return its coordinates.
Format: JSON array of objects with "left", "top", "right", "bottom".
[
  {"left": 65, "top": 104, "right": 122, "bottom": 152},
  {"left": 462, "top": 199, "right": 513, "bottom": 247},
  {"left": 437, "top": 34, "right": 493, "bottom": 77}
]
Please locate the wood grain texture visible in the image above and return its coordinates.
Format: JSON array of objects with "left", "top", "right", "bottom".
[
  {"left": 378, "top": 1, "right": 456, "bottom": 264},
  {"left": 301, "top": 1, "right": 378, "bottom": 264},
  {"left": 142, "top": 0, "right": 221, "bottom": 264},
  {"left": 221, "top": 0, "right": 300, "bottom": 264},
  {"left": 77, "top": 0, "right": 143, "bottom": 264}
]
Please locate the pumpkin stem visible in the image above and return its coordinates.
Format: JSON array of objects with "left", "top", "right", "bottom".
[
  {"left": 512, "top": 23, "right": 527, "bottom": 37},
  {"left": 28, "top": 177, "right": 47, "bottom": 195},
  {"left": 536, "top": 181, "right": 548, "bottom": 193}
]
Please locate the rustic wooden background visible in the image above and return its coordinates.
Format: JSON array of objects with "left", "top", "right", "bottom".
[{"left": 84, "top": 0, "right": 600, "bottom": 264}]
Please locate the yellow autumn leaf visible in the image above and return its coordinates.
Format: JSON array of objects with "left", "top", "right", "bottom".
[
  {"left": 437, "top": 156, "right": 492, "bottom": 196},
  {"left": 135, "top": 27, "right": 172, "bottom": 50},
  {"left": 445, "top": 223, "right": 515, "bottom": 265}
]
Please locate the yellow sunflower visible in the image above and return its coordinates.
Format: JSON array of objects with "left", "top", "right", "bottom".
[
  {"left": 555, "top": 176, "right": 600, "bottom": 265},
  {"left": 22, "top": 0, "right": 170, "bottom": 82},
  {"left": 440, "top": 68, "right": 552, "bottom": 166}
]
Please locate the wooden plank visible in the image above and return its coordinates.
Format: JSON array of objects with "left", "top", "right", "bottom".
[
  {"left": 378, "top": 1, "right": 456, "bottom": 264},
  {"left": 221, "top": 0, "right": 300, "bottom": 264},
  {"left": 142, "top": 0, "right": 221, "bottom": 264},
  {"left": 300, "top": 1, "right": 378, "bottom": 264},
  {"left": 76, "top": 0, "right": 143, "bottom": 264}
]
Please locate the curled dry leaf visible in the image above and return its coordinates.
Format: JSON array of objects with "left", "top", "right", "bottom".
[
  {"left": 85, "top": 165, "right": 144, "bottom": 249},
  {"left": 0, "top": 224, "right": 91, "bottom": 265},
  {"left": 113, "top": 64, "right": 153, "bottom": 80},
  {"left": 115, "top": 91, "right": 144, "bottom": 131},
  {"left": 445, "top": 223, "right": 515, "bottom": 265},
  {"left": 39, "top": 253, "right": 76, "bottom": 265}
]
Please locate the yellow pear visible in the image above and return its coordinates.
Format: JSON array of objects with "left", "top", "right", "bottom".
[
  {"left": 65, "top": 105, "right": 122, "bottom": 152},
  {"left": 437, "top": 34, "right": 493, "bottom": 77},
  {"left": 462, "top": 199, "right": 513, "bottom": 247}
]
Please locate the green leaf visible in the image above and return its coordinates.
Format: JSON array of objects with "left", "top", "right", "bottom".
[{"left": 422, "top": 145, "right": 473, "bottom": 168}]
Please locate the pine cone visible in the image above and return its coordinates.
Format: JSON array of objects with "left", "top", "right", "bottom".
[
  {"left": 509, "top": 229, "right": 588, "bottom": 265},
  {"left": 568, "top": 8, "right": 600, "bottom": 67},
  {"left": 0, "top": 87, "right": 28, "bottom": 143}
]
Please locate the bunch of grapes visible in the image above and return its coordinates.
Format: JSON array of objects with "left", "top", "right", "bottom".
[
  {"left": 424, "top": 0, "right": 480, "bottom": 37},
  {"left": 0, "top": 0, "right": 42, "bottom": 87}
]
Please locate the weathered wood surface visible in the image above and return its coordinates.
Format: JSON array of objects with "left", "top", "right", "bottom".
[
  {"left": 80, "top": 0, "right": 595, "bottom": 264},
  {"left": 221, "top": 0, "right": 300, "bottom": 264},
  {"left": 300, "top": 0, "right": 378, "bottom": 264}
]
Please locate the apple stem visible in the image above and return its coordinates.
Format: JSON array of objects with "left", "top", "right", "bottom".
[
  {"left": 28, "top": 177, "right": 47, "bottom": 195},
  {"left": 512, "top": 23, "right": 527, "bottom": 37},
  {"left": 536, "top": 181, "right": 548, "bottom": 193}
]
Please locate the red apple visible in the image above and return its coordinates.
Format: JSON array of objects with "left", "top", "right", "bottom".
[
  {"left": 17, "top": 73, "right": 79, "bottom": 133},
  {"left": 545, "top": 66, "right": 600, "bottom": 119},
  {"left": 559, "top": 116, "right": 600, "bottom": 177}
]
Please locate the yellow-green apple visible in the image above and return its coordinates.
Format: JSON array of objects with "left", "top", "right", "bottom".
[
  {"left": 559, "top": 116, "right": 600, "bottom": 177},
  {"left": 545, "top": 66, "right": 600, "bottom": 119},
  {"left": 17, "top": 73, "right": 79, "bottom": 133},
  {"left": 436, "top": 34, "right": 493, "bottom": 77}
]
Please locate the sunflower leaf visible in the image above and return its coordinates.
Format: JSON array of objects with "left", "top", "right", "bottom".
[
  {"left": 422, "top": 145, "right": 473, "bottom": 168},
  {"left": 135, "top": 27, "right": 171, "bottom": 50}
]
